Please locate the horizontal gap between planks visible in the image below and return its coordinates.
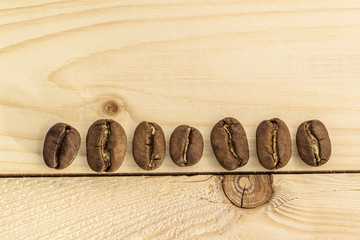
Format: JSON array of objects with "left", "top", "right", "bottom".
[{"left": 1, "top": 170, "right": 360, "bottom": 178}]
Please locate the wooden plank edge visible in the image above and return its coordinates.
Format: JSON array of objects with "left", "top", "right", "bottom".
[{"left": 2, "top": 170, "right": 360, "bottom": 178}]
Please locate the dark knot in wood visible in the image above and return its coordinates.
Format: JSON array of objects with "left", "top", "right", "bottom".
[
  {"left": 102, "top": 100, "right": 119, "bottom": 116},
  {"left": 222, "top": 175, "right": 273, "bottom": 209}
]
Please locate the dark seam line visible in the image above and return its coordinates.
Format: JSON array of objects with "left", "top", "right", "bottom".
[{"left": 0, "top": 170, "right": 360, "bottom": 178}]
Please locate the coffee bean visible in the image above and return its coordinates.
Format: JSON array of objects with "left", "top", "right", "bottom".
[
  {"left": 86, "top": 119, "right": 127, "bottom": 172},
  {"left": 256, "top": 118, "right": 292, "bottom": 170},
  {"left": 210, "top": 117, "right": 249, "bottom": 170},
  {"left": 133, "top": 121, "right": 166, "bottom": 170},
  {"left": 296, "top": 120, "right": 331, "bottom": 166},
  {"left": 43, "top": 123, "right": 81, "bottom": 169},
  {"left": 170, "top": 125, "right": 203, "bottom": 167}
]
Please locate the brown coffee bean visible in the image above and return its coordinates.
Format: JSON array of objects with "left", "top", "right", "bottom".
[
  {"left": 86, "top": 119, "right": 127, "bottom": 172},
  {"left": 210, "top": 117, "right": 249, "bottom": 170},
  {"left": 133, "top": 121, "right": 166, "bottom": 170},
  {"left": 296, "top": 120, "right": 331, "bottom": 166},
  {"left": 256, "top": 118, "right": 292, "bottom": 170},
  {"left": 170, "top": 125, "right": 203, "bottom": 167},
  {"left": 43, "top": 123, "right": 81, "bottom": 169}
]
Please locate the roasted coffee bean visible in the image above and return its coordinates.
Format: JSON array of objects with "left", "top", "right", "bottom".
[
  {"left": 256, "top": 118, "right": 292, "bottom": 170},
  {"left": 296, "top": 120, "right": 331, "bottom": 166},
  {"left": 210, "top": 117, "right": 249, "bottom": 170},
  {"left": 170, "top": 125, "right": 203, "bottom": 167},
  {"left": 43, "top": 123, "right": 81, "bottom": 169},
  {"left": 133, "top": 121, "right": 166, "bottom": 170},
  {"left": 86, "top": 119, "right": 127, "bottom": 172}
]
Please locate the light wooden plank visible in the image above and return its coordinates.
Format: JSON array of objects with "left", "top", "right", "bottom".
[
  {"left": 0, "top": 174, "right": 359, "bottom": 239},
  {"left": 0, "top": 0, "right": 360, "bottom": 174}
]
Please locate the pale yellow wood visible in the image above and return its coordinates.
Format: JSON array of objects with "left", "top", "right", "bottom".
[
  {"left": 0, "top": 0, "right": 360, "bottom": 174},
  {"left": 0, "top": 174, "right": 359, "bottom": 239}
]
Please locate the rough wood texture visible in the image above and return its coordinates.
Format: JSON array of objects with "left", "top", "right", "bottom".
[
  {"left": 0, "top": 174, "right": 359, "bottom": 239},
  {"left": 1, "top": 0, "right": 360, "bottom": 174}
]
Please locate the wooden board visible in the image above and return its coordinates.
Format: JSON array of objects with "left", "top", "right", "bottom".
[
  {"left": 1, "top": 0, "right": 360, "bottom": 175},
  {"left": 1, "top": 174, "right": 360, "bottom": 239}
]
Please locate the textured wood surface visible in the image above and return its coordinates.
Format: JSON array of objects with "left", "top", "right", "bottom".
[
  {"left": 1, "top": 2, "right": 359, "bottom": 238},
  {"left": 1, "top": 0, "right": 360, "bottom": 174},
  {"left": 0, "top": 174, "right": 359, "bottom": 239}
]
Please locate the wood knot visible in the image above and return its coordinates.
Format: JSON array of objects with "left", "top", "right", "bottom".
[
  {"left": 103, "top": 100, "right": 119, "bottom": 116},
  {"left": 222, "top": 175, "right": 273, "bottom": 209}
]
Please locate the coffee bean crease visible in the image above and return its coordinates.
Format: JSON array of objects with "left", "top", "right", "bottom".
[
  {"left": 182, "top": 127, "right": 191, "bottom": 165},
  {"left": 147, "top": 124, "right": 158, "bottom": 169},
  {"left": 305, "top": 122, "right": 322, "bottom": 165},
  {"left": 100, "top": 121, "right": 111, "bottom": 170},
  {"left": 54, "top": 126, "right": 70, "bottom": 169},
  {"left": 223, "top": 123, "right": 243, "bottom": 166},
  {"left": 270, "top": 120, "right": 280, "bottom": 168}
]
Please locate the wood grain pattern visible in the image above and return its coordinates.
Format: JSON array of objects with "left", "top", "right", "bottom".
[
  {"left": 1, "top": 174, "right": 360, "bottom": 239},
  {"left": 1, "top": 0, "right": 360, "bottom": 174}
]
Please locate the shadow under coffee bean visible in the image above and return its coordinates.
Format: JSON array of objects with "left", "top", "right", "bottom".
[
  {"left": 296, "top": 119, "right": 331, "bottom": 167},
  {"left": 210, "top": 117, "right": 249, "bottom": 170},
  {"left": 86, "top": 119, "right": 127, "bottom": 172},
  {"left": 133, "top": 121, "right": 166, "bottom": 170},
  {"left": 256, "top": 118, "right": 292, "bottom": 170},
  {"left": 43, "top": 123, "right": 81, "bottom": 169},
  {"left": 170, "top": 125, "right": 203, "bottom": 167}
]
